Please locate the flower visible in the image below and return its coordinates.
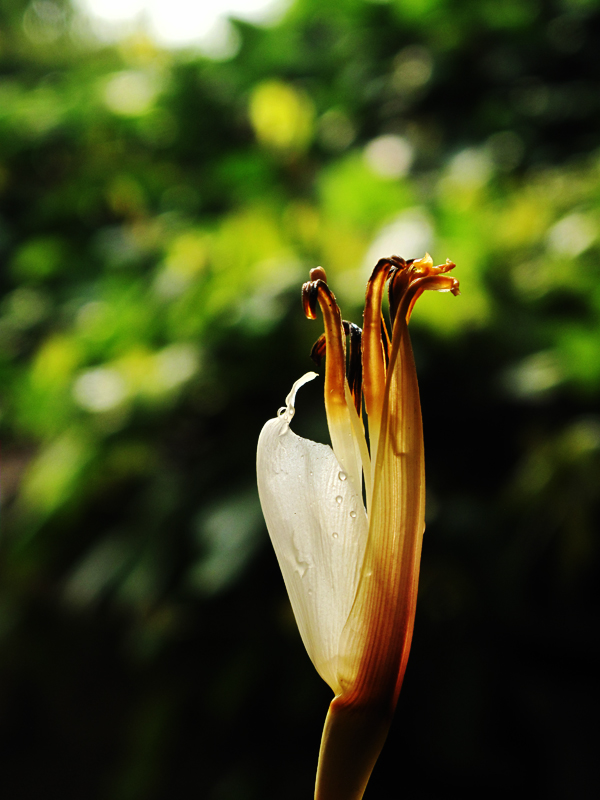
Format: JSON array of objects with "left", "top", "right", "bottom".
[{"left": 257, "top": 254, "right": 459, "bottom": 799}]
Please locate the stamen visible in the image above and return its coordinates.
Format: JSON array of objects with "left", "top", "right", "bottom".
[
  {"left": 303, "top": 275, "right": 364, "bottom": 492},
  {"left": 302, "top": 279, "right": 347, "bottom": 411},
  {"left": 381, "top": 315, "right": 390, "bottom": 368},
  {"left": 363, "top": 258, "right": 395, "bottom": 465},
  {"left": 310, "top": 266, "right": 328, "bottom": 282},
  {"left": 387, "top": 265, "right": 410, "bottom": 327},
  {"left": 310, "top": 322, "right": 363, "bottom": 416},
  {"left": 387, "top": 256, "right": 459, "bottom": 326},
  {"left": 346, "top": 322, "right": 363, "bottom": 416},
  {"left": 403, "top": 274, "right": 460, "bottom": 322},
  {"left": 310, "top": 333, "right": 326, "bottom": 366}
]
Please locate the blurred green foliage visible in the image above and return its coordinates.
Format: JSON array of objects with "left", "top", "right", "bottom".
[{"left": 1, "top": 0, "right": 599, "bottom": 797}]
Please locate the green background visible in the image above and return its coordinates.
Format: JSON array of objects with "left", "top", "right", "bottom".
[{"left": 1, "top": 0, "right": 599, "bottom": 797}]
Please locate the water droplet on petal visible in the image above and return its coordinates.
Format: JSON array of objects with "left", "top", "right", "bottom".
[
  {"left": 350, "top": 510, "right": 357, "bottom": 519},
  {"left": 332, "top": 532, "right": 339, "bottom": 539},
  {"left": 294, "top": 558, "right": 309, "bottom": 578},
  {"left": 335, "top": 495, "right": 343, "bottom": 504},
  {"left": 338, "top": 471, "right": 347, "bottom": 481}
]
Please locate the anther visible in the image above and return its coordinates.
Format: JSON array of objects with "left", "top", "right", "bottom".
[{"left": 310, "top": 267, "right": 328, "bottom": 282}]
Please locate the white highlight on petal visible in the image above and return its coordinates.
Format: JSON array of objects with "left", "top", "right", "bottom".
[{"left": 257, "top": 378, "right": 368, "bottom": 693}]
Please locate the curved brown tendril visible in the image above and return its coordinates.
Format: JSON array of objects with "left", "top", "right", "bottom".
[
  {"left": 387, "top": 256, "right": 459, "bottom": 327},
  {"left": 387, "top": 263, "right": 412, "bottom": 326},
  {"left": 302, "top": 268, "right": 330, "bottom": 320},
  {"left": 302, "top": 275, "right": 348, "bottom": 418},
  {"left": 302, "top": 256, "right": 458, "bottom": 499},
  {"left": 302, "top": 279, "right": 321, "bottom": 320},
  {"left": 363, "top": 258, "right": 401, "bottom": 454},
  {"left": 403, "top": 273, "right": 459, "bottom": 323},
  {"left": 302, "top": 271, "right": 367, "bottom": 493}
]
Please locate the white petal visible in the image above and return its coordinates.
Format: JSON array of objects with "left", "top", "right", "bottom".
[{"left": 257, "top": 401, "right": 369, "bottom": 693}]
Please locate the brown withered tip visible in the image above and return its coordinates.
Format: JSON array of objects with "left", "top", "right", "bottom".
[
  {"left": 303, "top": 276, "right": 341, "bottom": 321},
  {"left": 310, "top": 266, "right": 328, "bottom": 283},
  {"left": 302, "top": 280, "right": 319, "bottom": 320}
]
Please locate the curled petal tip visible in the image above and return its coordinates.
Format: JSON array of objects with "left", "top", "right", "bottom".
[
  {"left": 281, "top": 371, "right": 319, "bottom": 419},
  {"left": 412, "top": 252, "right": 434, "bottom": 273},
  {"left": 303, "top": 281, "right": 319, "bottom": 319}
]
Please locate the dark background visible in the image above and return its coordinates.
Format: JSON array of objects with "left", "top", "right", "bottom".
[{"left": 1, "top": 0, "right": 599, "bottom": 797}]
